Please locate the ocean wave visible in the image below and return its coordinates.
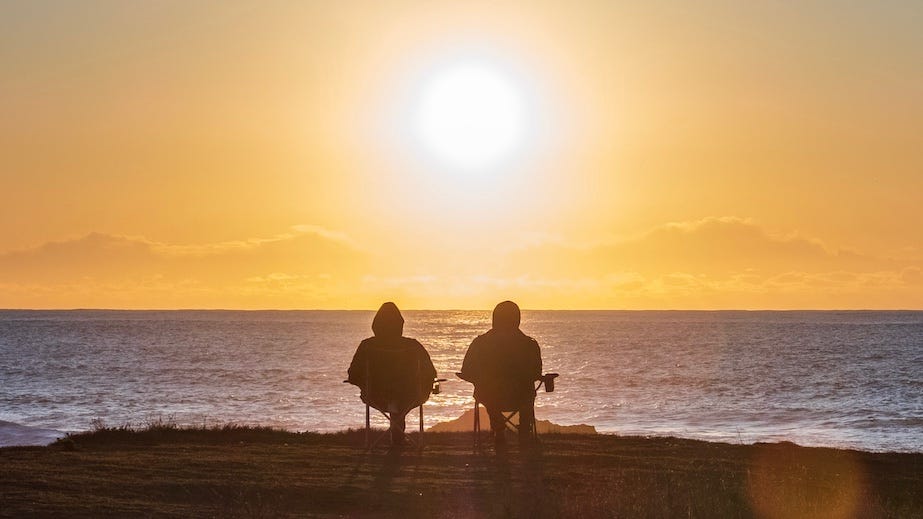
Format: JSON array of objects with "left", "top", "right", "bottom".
[{"left": 0, "top": 420, "right": 64, "bottom": 447}]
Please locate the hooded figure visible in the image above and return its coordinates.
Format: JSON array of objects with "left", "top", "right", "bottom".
[
  {"left": 460, "top": 301, "right": 542, "bottom": 444},
  {"left": 347, "top": 302, "right": 437, "bottom": 443}
]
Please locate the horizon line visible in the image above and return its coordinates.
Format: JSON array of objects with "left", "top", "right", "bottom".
[{"left": 1, "top": 307, "right": 921, "bottom": 312}]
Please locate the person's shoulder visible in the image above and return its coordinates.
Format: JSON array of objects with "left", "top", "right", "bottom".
[
  {"left": 470, "top": 332, "right": 491, "bottom": 345},
  {"left": 402, "top": 337, "right": 426, "bottom": 349},
  {"left": 463, "top": 333, "right": 490, "bottom": 356},
  {"left": 519, "top": 331, "right": 539, "bottom": 347}
]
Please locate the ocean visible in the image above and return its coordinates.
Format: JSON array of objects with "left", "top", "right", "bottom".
[{"left": 1, "top": 310, "right": 921, "bottom": 452}]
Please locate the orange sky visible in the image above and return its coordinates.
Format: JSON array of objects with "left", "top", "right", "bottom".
[{"left": 2, "top": 1, "right": 921, "bottom": 309}]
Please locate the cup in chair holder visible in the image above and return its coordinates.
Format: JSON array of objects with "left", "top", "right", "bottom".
[{"left": 542, "top": 373, "right": 559, "bottom": 392}]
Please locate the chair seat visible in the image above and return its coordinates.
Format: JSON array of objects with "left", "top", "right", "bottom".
[
  {"left": 455, "top": 372, "right": 559, "bottom": 449},
  {"left": 345, "top": 377, "right": 445, "bottom": 449}
]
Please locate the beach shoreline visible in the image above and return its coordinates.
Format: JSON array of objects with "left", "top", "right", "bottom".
[{"left": 2, "top": 426, "right": 920, "bottom": 517}]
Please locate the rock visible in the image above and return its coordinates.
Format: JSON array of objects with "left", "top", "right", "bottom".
[{"left": 428, "top": 408, "right": 597, "bottom": 434}]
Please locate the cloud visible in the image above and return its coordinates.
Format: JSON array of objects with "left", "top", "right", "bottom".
[
  {"left": 507, "top": 216, "right": 893, "bottom": 277},
  {"left": 0, "top": 226, "right": 368, "bottom": 308},
  {"left": 494, "top": 217, "right": 922, "bottom": 308}
]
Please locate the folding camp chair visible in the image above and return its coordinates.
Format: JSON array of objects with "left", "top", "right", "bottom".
[
  {"left": 455, "top": 372, "right": 559, "bottom": 449},
  {"left": 345, "top": 356, "right": 445, "bottom": 449}
]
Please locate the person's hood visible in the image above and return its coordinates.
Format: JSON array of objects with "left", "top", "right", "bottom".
[
  {"left": 491, "top": 300, "right": 521, "bottom": 331},
  {"left": 372, "top": 302, "right": 404, "bottom": 338}
]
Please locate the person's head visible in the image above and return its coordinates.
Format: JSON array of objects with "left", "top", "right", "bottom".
[
  {"left": 491, "top": 300, "right": 521, "bottom": 331},
  {"left": 372, "top": 302, "right": 404, "bottom": 338}
]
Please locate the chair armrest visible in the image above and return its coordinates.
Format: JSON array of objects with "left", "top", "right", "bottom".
[
  {"left": 455, "top": 372, "right": 474, "bottom": 383},
  {"left": 540, "top": 373, "right": 559, "bottom": 392},
  {"left": 431, "top": 377, "right": 448, "bottom": 395}
]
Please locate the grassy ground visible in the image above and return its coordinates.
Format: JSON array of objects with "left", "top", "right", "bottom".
[{"left": 1, "top": 426, "right": 920, "bottom": 518}]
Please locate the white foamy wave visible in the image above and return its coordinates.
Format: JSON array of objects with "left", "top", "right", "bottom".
[{"left": 0, "top": 420, "right": 64, "bottom": 447}]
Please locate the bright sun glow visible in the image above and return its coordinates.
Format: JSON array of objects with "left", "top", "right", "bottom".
[{"left": 413, "top": 62, "right": 525, "bottom": 170}]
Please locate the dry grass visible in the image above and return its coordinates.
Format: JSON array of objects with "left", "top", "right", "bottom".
[{"left": 1, "top": 427, "right": 920, "bottom": 518}]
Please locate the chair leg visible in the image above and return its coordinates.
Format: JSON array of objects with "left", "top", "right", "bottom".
[
  {"left": 365, "top": 404, "right": 371, "bottom": 448},
  {"left": 417, "top": 405, "right": 425, "bottom": 448},
  {"left": 503, "top": 410, "right": 520, "bottom": 433},
  {"left": 473, "top": 399, "right": 480, "bottom": 450},
  {"left": 518, "top": 405, "right": 537, "bottom": 444},
  {"left": 368, "top": 408, "right": 394, "bottom": 450},
  {"left": 362, "top": 406, "right": 427, "bottom": 451},
  {"left": 497, "top": 407, "right": 539, "bottom": 445}
]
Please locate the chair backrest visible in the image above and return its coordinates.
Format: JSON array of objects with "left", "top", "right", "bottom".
[{"left": 362, "top": 344, "right": 427, "bottom": 410}]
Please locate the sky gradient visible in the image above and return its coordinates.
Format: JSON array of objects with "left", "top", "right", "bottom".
[{"left": 2, "top": 1, "right": 921, "bottom": 309}]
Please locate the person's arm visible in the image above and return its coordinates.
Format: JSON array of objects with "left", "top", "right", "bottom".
[
  {"left": 460, "top": 337, "right": 482, "bottom": 382},
  {"left": 347, "top": 341, "right": 368, "bottom": 387},
  {"left": 527, "top": 338, "right": 542, "bottom": 381},
  {"left": 416, "top": 340, "right": 437, "bottom": 380},
  {"left": 415, "top": 341, "right": 438, "bottom": 396}
]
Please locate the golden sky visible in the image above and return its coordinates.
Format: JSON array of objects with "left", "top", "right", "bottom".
[{"left": 2, "top": 1, "right": 921, "bottom": 309}]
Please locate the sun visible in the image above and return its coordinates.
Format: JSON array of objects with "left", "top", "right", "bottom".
[{"left": 413, "top": 61, "right": 526, "bottom": 171}]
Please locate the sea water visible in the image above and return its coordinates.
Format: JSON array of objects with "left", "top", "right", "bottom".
[{"left": 1, "top": 310, "right": 920, "bottom": 451}]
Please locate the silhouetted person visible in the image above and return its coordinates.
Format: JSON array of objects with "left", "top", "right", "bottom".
[
  {"left": 347, "top": 302, "right": 437, "bottom": 445},
  {"left": 460, "top": 301, "right": 542, "bottom": 446}
]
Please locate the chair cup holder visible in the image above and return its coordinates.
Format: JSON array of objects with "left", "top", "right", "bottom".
[{"left": 542, "top": 373, "right": 559, "bottom": 392}]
